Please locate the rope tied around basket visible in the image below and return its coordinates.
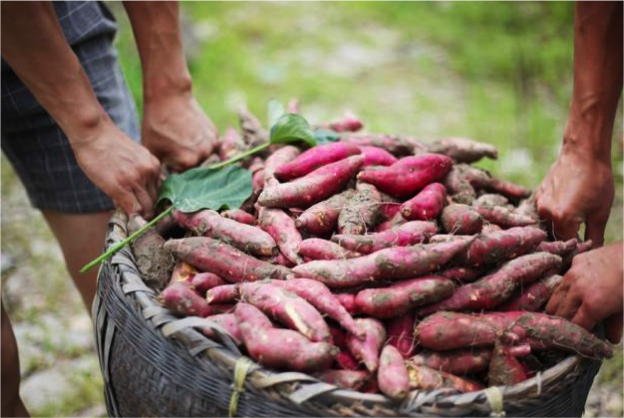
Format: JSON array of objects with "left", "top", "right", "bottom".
[
  {"left": 483, "top": 386, "right": 505, "bottom": 417},
  {"left": 229, "top": 357, "right": 255, "bottom": 417}
]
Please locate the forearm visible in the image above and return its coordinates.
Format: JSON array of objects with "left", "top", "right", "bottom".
[
  {"left": 123, "top": 1, "right": 192, "bottom": 101},
  {"left": 1, "top": 2, "right": 109, "bottom": 145},
  {"left": 565, "top": 1, "right": 623, "bottom": 160}
]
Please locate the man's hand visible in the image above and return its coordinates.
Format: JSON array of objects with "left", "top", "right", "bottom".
[
  {"left": 142, "top": 91, "right": 218, "bottom": 172},
  {"left": 73, "top": 119, "right": 161, "bottom": 218},
  {"left": 546, "top": 242, "right": 623, "bottom": 344},
  {"left": 536, "top": 143, "right": 614, "bottom": 246}
]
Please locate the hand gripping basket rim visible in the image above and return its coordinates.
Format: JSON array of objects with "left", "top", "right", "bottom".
[{"left": 93, "top": 210, "right": 601, "bottom": 417}]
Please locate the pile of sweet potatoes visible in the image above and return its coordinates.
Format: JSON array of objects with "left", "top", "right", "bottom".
[{"left": 136, "top": 108, "right": 612, "bottom": 401}]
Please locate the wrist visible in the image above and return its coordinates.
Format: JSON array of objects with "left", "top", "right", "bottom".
[
  {"left": 562, "top": 108, "right": 614, "bottom": 162},
  {"left": 143, "top": 70, "right": 193, "bottom": 104}
]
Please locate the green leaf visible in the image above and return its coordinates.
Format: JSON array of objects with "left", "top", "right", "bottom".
[
  {"left": 157, "top": 165, "right": 253, "bottom": 213},
  {"left": 270, "top": 113, "right": 317, "bottom": 147},
  {"left": 267, "top": 99, "right": 285, "bottom": 128},
  {"left": 314, "top": 129, "right": 341, "bottom": 145}
]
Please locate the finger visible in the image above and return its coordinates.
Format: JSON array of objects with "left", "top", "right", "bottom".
[
  {"left": 584, "top": 209, "right": 609, "bottom": 248},
  {"left": 114, "top": 190, "right": 141, "bottom": 217},
  {"left": 570, "top": 303, "right": 597, "bottom": 332},
  {"left": 133, "top": 185, "right": 155, "bottom": 220},
  {"left": 552, "top": 215, "right": 582, "bottom": 242},
  {"left": 147, "top": 177, "right": 159, "bottom": 204},
  {"left": 554, "top": 289, "right": 582, "bottom": 320},
  {"left": 545, "top": 282, "right": 568, "bottom": 315},
  {"left": 605, "top": 312, "right": 623, "bottom": 344}
]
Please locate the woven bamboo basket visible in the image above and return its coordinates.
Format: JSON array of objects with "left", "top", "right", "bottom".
[{"left": 93, "top": 210, "right": 602, "bottom": 417}]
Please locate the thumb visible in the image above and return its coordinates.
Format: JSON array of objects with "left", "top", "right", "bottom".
[
  {"left": 605, "top": 312, "right": 623, "bottom": 344},
  {"left": 585, "top": 209, "right": 609, "bottom": 248}
]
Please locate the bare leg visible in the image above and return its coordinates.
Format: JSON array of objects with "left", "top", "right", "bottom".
[
  {"left": 1, "top": 303, "right": 30, "bottom": 417},
  {"left": 41, "top": 210, "right": 113, "bottom": 312}
]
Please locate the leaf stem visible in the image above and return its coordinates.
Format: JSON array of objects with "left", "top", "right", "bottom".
[
  {"left": 207, "top": 143, "right": 270, "bottom": 170},
  {"left": 80, "top": 205, "right": 175, "bottom": 273}
]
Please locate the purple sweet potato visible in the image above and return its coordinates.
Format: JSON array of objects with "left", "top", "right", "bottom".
[
  {"left": 473, "top": 205, "right": 536, "bottom": 228},
  {"left": 270, "top": 278, "right": 363, "bottom": 339},
  {"left": 315, "top": 370, "right": 369, "bottom": 390},
  {"left": 235, "top": 303, "right": 337, "bottom": 372},
  {"left": 259, "top": 155, "right": 364, "bottom": 208},
  {"left": 332, "top": 221, "right": 437, "bottom": 254},
  {"left": 218, "top": 126, "right": 246, "bottom": 161},
  {"left": 386, "top": 314, "right": 416, "bottom": 358},
  {"left": 337, "top": 182, "right": 382, "bottom": 235},
  {"left": 252, "top": 170, "right": 265, "bottom": 195},
  {"left": 426, "top": 137, "right": 498, "bottom": 164},
  {"left": 169, "top": 261, "right": 198, "bottom": 286},
  {"left": 258, "top": 207, "right": 303, "bottom": 264},
  {"left": 191, "top": 272, "right": 227, "bottom": 294},
  {"left": 406, "top": 363, "right": 484, "bottom": 393},
  {"left": 293, "top": 239, "right": 472, "bottom": 288},
  {"left": 341, "top": 133, "right": 424, "bottom": 156},
  {"left": 274, "top": 142, "right": 361, "bottom": 181},
  {"left": 439, "top": 266, "right": 485, "bottom": 283},
  {"left": 357, "top": 145, "right": 398, "bottom": 166},
  {"left": 378, "top": 345, "right": 410, "bottom": 399},
  {"left": 442, "top": 166, "right": 476, "bottom": 204},
  {"left": 201, "top": 313, "right": 243, "bottom": 343},
  {"left": 336, "top": 351, "right": 360, "bottom": 371},
  {"left": 499, "top": 274, "right": 563, "bottom": 312},
  {"left": 473, "top": 193, "right": 510, "bottom": 208},
  {"left": 162, "top": 282, "right": 212, "bottom": 317},
  {"left": 375, "top": 212, "right": 408, "bottom": 232},
  {"left": 221, "top": 209, "right": 257, "bottom": 225},
  {"left": 328, "top": 112, "right": 364, "bottom": 133},
  {"left": 335, "top": 293, "right": 358, "bottom": 316},
  {"left": 346, "top": 318, "right": 386, "bottom": 372},
  {"left": 487, "top": 178, "right": 531, "bottom": 200},
  {"left": 240, "top": 282, "right": 330, "bottom": 342},
  {"left": 537, "top": 238, "right": 578, "bottom": 256},
  {"left": 238, "top": 106, "right": 269, "bottom": 148},
  {"left": 164, "top": 237, "right": 291, "bottom": 283},
  {"left": 173, "top": 210, "right": 277, "bottom": 257},
  {"left": 481, "top": 223, "right": 503, "bottom": 234},
  {"left": 515, "top": 195, "right": 540, "bottom": 223},
  {"left": 400, "top": 183, "right": 447, "bottom": 221},
  {"left": 358, "top": 154, "right": 453, "bottom": 198},
  {"left": 488, "top": 341, "right": 527, "bottom": 385},
  {"left": 298, "top": 238, "right": 359, "bottom": 261},
  {"left": 407, "top": 348, "right": 492, "bottom": 375},
  {"left": 418, "top": 252, "right": 562, "bottom": 315},
  {"left": 440, "top": 204, "right": 483, "bottom": 235},
  {"left": 561, "top": 239, "right": 593, "bottom": 270},
  {"left": 355, "top": 276, "right": 455, "bottom": 318},
  {"left": 263, "top": 145, "right": 301, "bottom": 184},
  {"left": 295, "top": 190, "right": 354, "bottom": 236},
  {"left": 206, "top": 284, "right": 240, "bottom": 304}
]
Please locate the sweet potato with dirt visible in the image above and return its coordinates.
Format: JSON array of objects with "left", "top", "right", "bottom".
[
  {"left": 442, "top": 166, "right": 476, "bottom": 205},
  {"left": 473, "top": 205, "right": 536, "bottom": 228},
  {"left": 169, "top": 261, "right": 198, "bottom": 286},
  {"left": 375, "top": 212, "right": 408, "bottom": 232},
  {"left": 355, "top": 276, "right": 455, "bottom": 318},
  {"left": 162, "top": 282, "right": 212, "bottom": 317},
  {"left": 358, "top": 154, "right": 453, "bottom": 198},
  {"left": 357, "top": 145, "right": 398, "bottom": 166},
  {"left": 407, "top": 349, "right": 491, "bottom": 375},
  {"left": 218, "top": 126, "right": 246, "bottom": 161},
  {"left": 406, "top": 363, "right": 484, "bottom": 393},
  {"left": 333, "top": 221, "right": 437, "bottom": 254},
  {"left": 258, "top": 207, "right": 303, "bottom": 264},
  {"left": 561, "top": 239, "right": 593, "bottom": 271},
  {"left": 439, "top": 266, "right": 485, "bottom": 283},
  {"left": 206, "top": 284, "right": 240, "bottom": 304},
  {"left": 481, "top": 223, "right": 503, "bottom": 234},
  {"left": 235, "top": 303, "right": 337, "bottom": 372},
  {"left": 270, "top": 278, "right": 363, "bottom": 339},
  {"left": 240, "top": 282, "right": 331, "bottom": 342},
  {"left": 346, "top": 318, "right": 386, "bottom": 372},
  {"left": 499, "top": 275, "right": 563, "bottom": 312},
  {"left": 295, "top": 190, "right": 354, "bottom": 236},
  {"left": 487, "top": 178, "right": 531, "bottom": 200},
  {"left": 259, "top": 155, "right": 364, "bottom": 208},
  {"left": 418, "top": 252, "right": 562, "bottom": 315},
  {"left": 537, "top": 239, "right": 578, "bottom": 256},
  {"left": 191, "top": 272, "right": 227, "bottom": 294},
  {"left": 274, "top": 142, "right": 361, "bottom": 181},
  {"left": 515, "top": 195, "right": 540, "bottom": 222},
  {"left": 298, "top": 238, "right": 359, "bottom": 261},
  {"left": 263, "top": 145, "right": 301, "bottom": 184},
  {"left": 338, "top": 182, "right": 382, "bottom": 235},
  {"left": 488, "top": 341, "right": 527, "bottom": 386},
  {"left": 164, "top": 237, "right": 291, "bottom": 283},
  {"left": 327, "top": 112, "right": 364, "bottom": 133},
  {"left": 341, "top": 133, "right": 424, "bottom": 156},
  {"left": 201, "top": 313, "right": 243, "bottom": 344},
  {"left": 129, "top": 216, "right": 175, "bottom": 290},
  {"left": 400, "top": 183, "right": 447, "bottom": 221},
  {"left": 238, "top": 106, "right": 269, "bottom": 148},
  {"left": 315, "top": 370, "right": 369, "bottom": 390},
  {"left": 440, "top": 204, "right": 483, "bottom": 235},
  {"left": 386, "top": 314, "right": 416, "bottom": 358},
  {"left": 472, "top": 193, "right": 510, "bottom": 208},
  {"left": 221, "top": 209, "right": 256, "bottom": 225},
  {"left": 427, "top": 137, "right": 498, "bottom": 164},
  {"left": 293, "top": 239, "right": 472, "bottom": 288},
  {"left": 173, "top": 210, "right": 277, "bottom": 257},
  {"left": 378, "top": 345, "right": 410, "bottom": 400}
]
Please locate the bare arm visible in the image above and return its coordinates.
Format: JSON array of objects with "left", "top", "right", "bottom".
[
  {"left": 123, "top": 1, "right": 218, "bottom": 172},
  {"left": 1, "top": 2, "right": 160, "bottom": 217}
]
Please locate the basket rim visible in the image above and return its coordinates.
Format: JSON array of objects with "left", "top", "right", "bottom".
[{"left": 98, "top": 209, "right": 597, "bottom": 417}]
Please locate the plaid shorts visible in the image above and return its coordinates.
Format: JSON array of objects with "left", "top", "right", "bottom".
[{"left": 1, "top": 1, "right": 139, "bottom": 214}]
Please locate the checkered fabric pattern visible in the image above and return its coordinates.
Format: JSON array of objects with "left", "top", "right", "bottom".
[{"left": 1, "top": 1, "right": 139, "bottom": 213}]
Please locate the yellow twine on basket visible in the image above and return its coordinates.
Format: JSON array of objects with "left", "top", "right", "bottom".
[
  {"left": 229, "top": 357, "right": 254, "bottom": 417},
  {"left": 484, "top": 386, "right": 505, "bottom": 417}
]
